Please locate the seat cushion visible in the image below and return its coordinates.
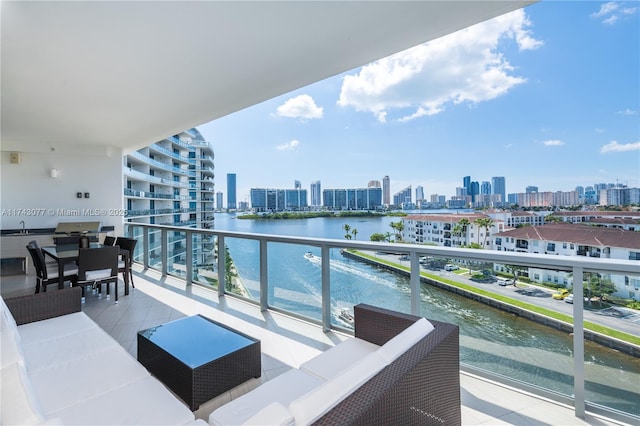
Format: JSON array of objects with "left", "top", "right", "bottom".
[
  {"left": 376, "top": 317, "right": 434, "bottom": 363},
  {"left": 1, "top": 298, "right": 25, "bottom": 368},
  {"left": 209, "top": 368, "right": 322, "bottom": 426},
  {"left": 17, "top": 312, "right": 98, "bottom": 345},
  {"left": 289, "top": 352, "right": 387, "bottom": 425},
  {"left": 300, "top": 337, "right": 379, "bottom": 381},
  {"left": 48, "top": 376, "right": 196, "bottom": 425}
]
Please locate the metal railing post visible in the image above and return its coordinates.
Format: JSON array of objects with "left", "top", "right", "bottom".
[
  {"left": 185, "top": 230, "right": 193, "bottom": 285},
  {"left": 143, "top": 226, "right": 149, "bottom": 269},
  {"left": 410, "top": 251, "right": 420, "bottom": 316},
  {"left": 572, "top": 266, "right": 585, "bottom": 419},
  {"left": 161, "top": 228, "right": 168, "bottom": 276},
  {"left": 321, "top": 245, "right": 331, "bottom": 332},
  {"left": 217, "top": 235, "right": 225, "bottom": 297},
  {"left": 259, "top": 238, "right": 268, "bottom": 311}
]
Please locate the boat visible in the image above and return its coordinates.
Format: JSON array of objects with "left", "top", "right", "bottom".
[
  {"left": 304, "top": 252, "right": 314, "bottom": 259},
  {"left": 339, "top": 308, "right": 354, "bottom": 324}
]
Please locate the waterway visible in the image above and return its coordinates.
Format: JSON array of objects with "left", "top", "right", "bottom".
[{"left": 212, "top": 212, "right": 640, "bottom": 416}]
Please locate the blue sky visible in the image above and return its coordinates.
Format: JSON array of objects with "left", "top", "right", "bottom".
[{"left": 199, "top": 1, "right": 639, "bottom": 205}]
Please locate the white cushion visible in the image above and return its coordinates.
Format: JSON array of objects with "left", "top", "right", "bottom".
[
  {"left": 376, "top": 318, "right": 434, "bottom": 364},
  {"left": 17, "top": 312, "right": 98, "bottom": 345},
  {"left": 47, "top": 376, "right": 196, "bottom": 425},
  {"left": 29, "top": 345, "right": 149, "bottom": 415},
  {"left": 209, "top": 369, "right": 323, "bottom": 426},
  {"left": 44, "top": 263, "right": 78, "bottom": 279},
  {"left": 85, "top": 268, "right": 113, "bottom": 280},
  {"left": 1, "top": 296, "right": 18, "bottom": 330},
  {"left": 243, "top": 402, "right": 294, "bottom": 426},
  {"left": 289, "top": 352, "right": 387, "bottom": 425},
  {"left": 21, "top": 326, "right": 120, "bottom": 373},
  {"left": 1, "top": 319, "right": 25, "bottom": 368},
  {"left": 1, "top": 362, "right": 45, "bottom": 425},
  {"left": 300, "top": 337, "right": 379, "bottom": 381}
]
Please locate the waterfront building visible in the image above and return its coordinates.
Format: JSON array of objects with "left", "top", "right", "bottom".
[
  {"left": 322, "top": 187, "right": 382, "bottom": 210},
  {"left": 250, "top": 188, "right": 308, "bottom": 212},
  {"left": 227, "top": 173, "right": 237, "bottom": 210},
  {"left": 548, "top": 211, "right": 640, "bottom": 231},
  {"left": 599, "top": 187, "right": 640, "bottom": 207},
  {"left": 493, "top": 224, "right": 640, "bottom": 301},
  {"left": 526, "top": 185, "right": 538, "bottom": 193},
  {"left": 486, "top": 210, "right": 547, "bottom": 228},
  {"left": 124, "top": 128, "right": 214, "bottom": 229},
  {"left": 513, "top": 190, "right": 579, "bottom": 207},
  {"left": 402, "top": 213, "right": 505, "bottom": 248},
  {"left": 310, "top": 180, "right": 322, "bottom": 208},
  {"left": 415, "top": 185, "right": 424, "bottom": 203},
  {"left": 393, "top": 186, "right": 412, "bottom": 209},
  {"left": 382, "top": 175, "right": 390, "bottom": 206},
  {"left": 216, "top": 191, "right": 224, "bottom": 210}
]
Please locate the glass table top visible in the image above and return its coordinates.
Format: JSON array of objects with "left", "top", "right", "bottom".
[{"left": 138, "top": 315, "right": 257, "bottom": 368}]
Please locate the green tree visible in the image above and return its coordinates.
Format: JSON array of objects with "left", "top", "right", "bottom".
[
  {"left": 351, "top": 228, "right": 358, "bottom": 240},
  {"left": 474, "top": 217, "right": 494, "bottom": 248},
  {"left": 389, "top": 220, "right": 404, "bottom": 242},
  {"left": 504, "top": 264, "right": 526, "bottom": 286},
  {"left": 451, "top": 224, "right": 463, "bottom": 247},
  {"left": 370, "top": 233, "right": 386, "bottom": 242},
  {"left": 343, "top": 224, "right": 351, "bottom": 240}
]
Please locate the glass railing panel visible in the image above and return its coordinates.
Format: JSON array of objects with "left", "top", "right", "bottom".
[
  {"left": 166, "top": 230, "right": 187, "bottom": 278},
  {"left": 147, "top": 227, "right": 163, "bottom": 271},
  {"left": 192, "top": 232, "right": 218, "bottom": 290},
  {"left": 267, "top": 242, "right": 322, "bottom": 321},
  {"left": 222, "top": 236, "right": 260, "bottom": 299}
]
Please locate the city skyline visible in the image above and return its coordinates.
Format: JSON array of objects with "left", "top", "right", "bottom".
[{"left": 199, "top": 2, "right": 639, "bottom": 204}]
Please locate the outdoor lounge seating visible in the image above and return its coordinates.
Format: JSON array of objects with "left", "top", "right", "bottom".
[
  {"left": 0, "top": 287, "right": 206, "bottom": 426},
  {"left": 209, "top": 304, "right": 461, "bottom": 425}
]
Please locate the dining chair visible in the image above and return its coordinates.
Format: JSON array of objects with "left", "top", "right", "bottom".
[
  {"left": 115, "top": 237, "right": 137, "bottom": 289},
  {"left": 75, "top": 246, "right": 120, "bottom": 303},
  {"left": 26, "top": 242, "right": 78, "bottom": 293},
  {"left": 103, "top": 236, "right": 116, "bottom": 246}
]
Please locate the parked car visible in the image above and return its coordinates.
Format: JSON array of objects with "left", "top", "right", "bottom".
[
  {"left": 552, "top": 289, "right": 570, "bottom": 300},
  {"left": 565, "top": 294, "right": 574, "bottom": 303},
  {"left": 496, "top": 278, "right": 514, "bottom": 286},
  {"left": 444, "top": 264, "right": 459, "bottom": 271}
]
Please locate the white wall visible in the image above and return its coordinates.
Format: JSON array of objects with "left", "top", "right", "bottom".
[{"left": 1, "top": 146, "right": 124, "bottom": 235}]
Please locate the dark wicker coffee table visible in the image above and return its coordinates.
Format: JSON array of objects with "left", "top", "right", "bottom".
[{"left": 137, "top": 315, "right": 261, "bottom": 410}]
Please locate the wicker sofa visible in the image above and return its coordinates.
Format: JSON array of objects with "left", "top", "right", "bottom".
[
  {"left": 209, "top": 303, "right": 461, "bottom": 425},
  {"left": 1, "top": 287, "right": 206, "bottom": 426}
]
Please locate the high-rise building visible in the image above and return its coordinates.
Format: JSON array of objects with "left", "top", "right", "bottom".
[
  {"left": 491, "top": 177, "right": 506, "bottom": 203},
  {"left": 415, "top": 185, "right": 424, "bottom": 202},
  {"left": 323, "top": 187, "right": 382, "bottom": 210},
  {"left": 368, "top": 180, "right": 381, "bottom": 188},
  {"left": 481, "top": 181, "right": 491, "bottom": 195},
  {"left": 382, "top": 176, "right": 390, "bottom": 206},
  {"left": 124, "top": 127, "right": 214, "bottom": 229},
  {"left": 216, "top": 192, "right": 224, "bottom": 210},
  {"left": 469, "top": 181, "right": 479, "bottom": 203},
  {"left": 310, "top": 180, "right": 322, "bottom": 207},
  {"left": 393, "top": 186, "right": 412, "bottom": 208},
  {"left": 227, "top": 173, "right": 237, "bottom": 209},
  {"left": 526, "top": 186, "right": 538, "bottom": 193},
  {"left": 463, "top": 176, "right": 471, "bottom": 195},
  {"left": 250, "top": 188, "right": 308, "bottom": 212},
  {"left": 294, "top": 180, "right": 301, "bottom": 189}
]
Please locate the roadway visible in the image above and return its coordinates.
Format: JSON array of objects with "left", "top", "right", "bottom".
[{"left": 373, "top": 252, "right": 640, "bottom": 338}]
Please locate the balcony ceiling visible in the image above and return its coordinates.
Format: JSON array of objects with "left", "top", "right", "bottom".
[{"left": 1, "top": 1, "right": 533, "bottom": 153}]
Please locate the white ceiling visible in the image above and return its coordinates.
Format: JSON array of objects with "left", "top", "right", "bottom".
[{"left": 1, "top": 1, "right": 534, "bottom": 153}]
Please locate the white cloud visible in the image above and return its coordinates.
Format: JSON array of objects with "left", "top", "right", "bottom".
[
  {"left": 337, "top": 9, "right": 542, "bottom": 123},
  {"left": 276, "top": 139, "right": 300, "bottom": 151},
  {"left": 276, "top": 95, "right": 323, "bottom": 120},
  {"left": 543, "top": 139, "right": 565, "bottom": 147},
  {"left": 617, "top": 108, "right": 638, "bottom": 115},
  {"left": 600, "top": 140, "right": 640, "bottom": 153},
  {"left": 591, "top": 2, "right": 638, "bottom": 24}
]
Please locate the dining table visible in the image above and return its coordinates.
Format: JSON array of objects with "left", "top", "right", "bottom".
[{"left": 42, "top": 244, "right": 130, "bottom": 295}]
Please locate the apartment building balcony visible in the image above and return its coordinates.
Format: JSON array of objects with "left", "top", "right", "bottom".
[
  {"left": 128, "top": 151, "right": 189, "bottom": 176},
  {"left": 124, "top": 188, "right": 191, "bottom": 201},
  {"left": 126, "top": 207, "right": 197, "bottom": 218},
  {"left": 3, "top": 226, "right": 635, "bottom": 425},
  {"left": 516, "top": 240, "right": 529, "bottom": 250},
  {"left": 149, "top": 143, "right": 195, "bottom": 164},
  {"left": 124, "top": 167, "right": 190, "bottom": 188}
]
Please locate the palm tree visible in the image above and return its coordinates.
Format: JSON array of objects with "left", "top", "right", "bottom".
[
  {"left": 390, "top": 220, "right": 404, "bottom": 242},
  {"left": 474, "top": 217, "right": 494, "bottom": 248},
  {"left": 351, "top": 228, "right": 358, "bottom": 240},
  {"left": 343, "top": 223, "right": 351, "bottom": 240},
  {"left": 458, "top": 218, "right": 470, "bottom": 246},
  {"left": 451, "top": 224, "right": 463, "bottom": 247}
]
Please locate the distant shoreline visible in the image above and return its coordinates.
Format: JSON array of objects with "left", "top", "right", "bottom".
[{"left": 237, "top": 211, "right": 407, "bottom": 220}]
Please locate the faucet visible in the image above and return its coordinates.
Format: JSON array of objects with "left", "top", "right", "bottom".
[{"left": 19, "top": 220, "right": 26, "bottom": 234}]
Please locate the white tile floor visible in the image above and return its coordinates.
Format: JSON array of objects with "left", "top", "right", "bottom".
[{"left": 1, "top": 269, "right": 626, "bottom": 425}]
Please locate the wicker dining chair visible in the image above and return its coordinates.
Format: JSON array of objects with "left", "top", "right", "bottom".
[
  {"left": 75, "top": 246, "right": 119, "bottom": 302},
  {"left": 26, "top": 242, "right": 78, "bottom": 293}
]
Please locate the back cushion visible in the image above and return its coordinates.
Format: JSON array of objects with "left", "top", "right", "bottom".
[
  {"left": 1, "top": 362, "right": 45, "bottom": 425},
  {"left": 1, "top": 297, "right": 24, "bottom": 368},
  {"left": 289, "top": 352, "right": 386, "bottom": 425},
  {"left": 376, "top": 317, "right": 434, "bottom": 364}
]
